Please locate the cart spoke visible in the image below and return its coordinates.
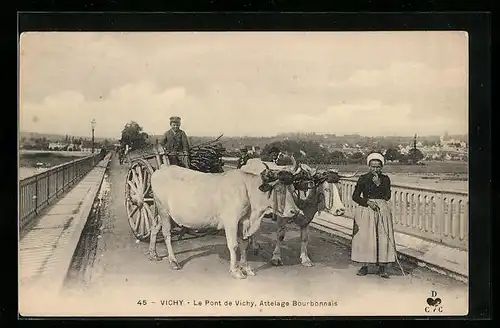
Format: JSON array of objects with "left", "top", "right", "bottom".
[
  {"left": 129, "top": 204, "right": 140, "bottom": 218},
  {"left": 142, "top": 207, "right": 151, "bottom": 237},
  {"left": 138, "top": 207, "right": 144, "bottom": 236},
  {"left": 144, "top": 203, "right": 155, "bottom": 223},
  {"left": 135, "top": 166, "right": 144, "bottom": 189},
  {"left": 131, "top": 169, "right": 139, "bottom": 189},
  {"left": 131, "top": 169, "right": 141, "bottom": 191},
  {"left": 142, "top": 170, "right": 150, "bottom": 193},
  {"left": 134, "top": 208, "right": 142, "bottom": 232},
  {"left": 127, "top": 180, "right": 139, "bottom": 196}
]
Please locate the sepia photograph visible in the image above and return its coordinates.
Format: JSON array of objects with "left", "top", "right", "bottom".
[{"left": 19, "top": 31, "right": 469, "bottom": 317}]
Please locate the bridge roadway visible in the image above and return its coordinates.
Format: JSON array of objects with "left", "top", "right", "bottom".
[{"left": 39, "top": 155, "right": 468, "bottom": 316}]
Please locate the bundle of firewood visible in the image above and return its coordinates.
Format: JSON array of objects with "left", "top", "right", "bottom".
[{"left": 189, "top": 135, "right": 225, "bottom": 173}]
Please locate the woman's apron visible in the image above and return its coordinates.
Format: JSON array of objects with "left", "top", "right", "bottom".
[{"left": 351, "top": 199, "right": 396, "bottom": 264}]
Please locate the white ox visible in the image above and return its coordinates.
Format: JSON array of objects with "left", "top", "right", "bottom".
[
  {"left": 249, "top": 163, "right": 357, "bottom": 267},
  {"left": 148, "top": 157, "right": 305, "bottom": 279}
]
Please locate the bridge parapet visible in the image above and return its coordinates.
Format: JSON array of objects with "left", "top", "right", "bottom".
[
  {"left": 336, "top": 178, "right": 468, "bottom": 251},
  {"left": 19, "top": 151, "right": 107, "bottom": 233},
  {"left": 221, "top": 158, "right": 468, "bottom": 251}
]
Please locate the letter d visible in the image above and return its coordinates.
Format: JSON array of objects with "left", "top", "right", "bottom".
[{"left": 431, "top": 291, "right": 437, "bottom": 298}]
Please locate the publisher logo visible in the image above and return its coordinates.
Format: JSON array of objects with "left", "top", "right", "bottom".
[{"left": 425, "top": 291, "right": 443, "bottom": 313}]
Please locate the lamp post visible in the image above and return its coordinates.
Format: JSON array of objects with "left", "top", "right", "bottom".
[{"left": 91, "top": 119, "right": 96, "bottom": 154}]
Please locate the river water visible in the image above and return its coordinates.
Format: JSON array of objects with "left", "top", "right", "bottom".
[{"left": 19, "top": 167, "right": 48, "bottom": 180}]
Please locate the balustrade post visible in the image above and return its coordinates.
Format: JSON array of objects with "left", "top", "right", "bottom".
[
  {"left": 55, "top": 170, "right": 58, "bottom": 197},
  {"left": 34, "top": 175, "right": 38, "bottom": 215},
  {"left": 435, "top": 191, "right": 444, "bottom": 240},
  {"left": 46, "top": 172, "right": 50, "bottom": 204},
  {"left": 403, "top": 192, "right": 408, "bottom": 226},
  {"left": 62, "top": 167, "right": 66, "bottom": 191}
]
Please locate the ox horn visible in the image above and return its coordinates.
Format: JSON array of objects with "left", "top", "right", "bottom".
[
  {"left": 262, "top": 162, "right": 270, "bottom": 171},
  {"left": 290, "top": 155, "right": 301, "bottom": 175},
  {"left": 339, "top": 170, "right": 359, "bottom": 178}
]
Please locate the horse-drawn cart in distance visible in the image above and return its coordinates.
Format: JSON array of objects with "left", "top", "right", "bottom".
[{"left": 123, "top": 138, "right": 225, "bottom": 242}]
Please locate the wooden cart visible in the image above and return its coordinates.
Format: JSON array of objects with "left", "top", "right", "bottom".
[
  {"left": 124, "top": 143, "right": 224, "bottom": 242},
  {"left": 124, "top": 144, "right": 187, "bottom": 242}
]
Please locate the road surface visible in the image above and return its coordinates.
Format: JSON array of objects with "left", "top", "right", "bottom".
[{"left": 58, "top": 156, "right": 468, "bottom": 317}]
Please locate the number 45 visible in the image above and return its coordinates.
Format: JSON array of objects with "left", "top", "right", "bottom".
[{"left": 137, "top": 300, "right": 148, "bottom": 306}]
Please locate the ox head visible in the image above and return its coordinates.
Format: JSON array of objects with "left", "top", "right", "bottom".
[
  {"left": 258, "top": 155, "right": 304, "bottom": 219},
  {"left": 290, "top": 165, "right": 358, "bottom": 217}
]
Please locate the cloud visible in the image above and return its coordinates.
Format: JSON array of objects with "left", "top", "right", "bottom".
[
  {"left": 329, "top": 61, "right": 467, "bottom": 89},
  {"left": 278, "top": 100, "right": 466, "bottom": 136},
  {"left": 20, "top": 81, "right": 187, "bottom": 138},
  {"left": 19, "top": 32, "right": 469, "bottom": 138}
]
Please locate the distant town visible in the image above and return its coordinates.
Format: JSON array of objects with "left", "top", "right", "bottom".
[
  {"left": 19, "top": 133, "right": 112, "bottom": 153},
  {"left": 19, "top": 130, "right": 468, "bottom": 163}
]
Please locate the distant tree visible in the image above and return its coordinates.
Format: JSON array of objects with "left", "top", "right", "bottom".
[
  {"left": 348, "top": 152, "right": 365, "bottom": 164},
  {"left": 408, "top": 148, "right": 424, "bottom": 164},
  {"left": 422, "top": 139, "right": 437, "bottom": 147},
  {"left": 102, "top": 139, "right": 111, "bottom": 148},
  {"left": 120, "top": 121, "right": 149, "bottom": 150},
  {"left": 328, "top": 151, "right": 346, "bottom": 164},
  {"left": 260, "top": 140, "right": 331, "bottom": 164},
  {"left": 385, "top": 148, "right": 401, "bottom": 161}
]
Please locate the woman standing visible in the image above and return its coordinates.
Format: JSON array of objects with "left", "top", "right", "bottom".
[{"left": 351, "top": 152, "right": 396, "bottom": 278}]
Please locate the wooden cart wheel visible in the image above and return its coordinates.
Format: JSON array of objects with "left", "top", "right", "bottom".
[{"left": 125, "top": 159, "right": 164, "bottom": 243}]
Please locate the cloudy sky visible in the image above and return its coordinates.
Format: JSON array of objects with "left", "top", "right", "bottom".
[{"left": 19, "top": 31, "right": 468, "bottom": 139}]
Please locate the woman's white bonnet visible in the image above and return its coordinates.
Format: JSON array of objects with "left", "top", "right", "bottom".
[{"left": 366, "top": 152, "right": 385, "bottom": 166}]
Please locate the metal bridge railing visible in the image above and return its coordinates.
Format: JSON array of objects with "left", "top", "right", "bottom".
[{"left": 18, "top": 152, "right": 106, "bottom": 232}]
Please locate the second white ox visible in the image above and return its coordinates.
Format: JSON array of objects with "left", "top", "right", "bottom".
[
  {"left": 148, "top": 158, "right": 305, "bottom": 279},
  {"left": 250, "top": 163, "right": 356, "bottom": 267}
]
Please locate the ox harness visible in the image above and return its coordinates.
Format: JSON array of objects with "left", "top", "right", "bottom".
[{"left": 282, "top": 173, "right": 340, "bottom": 226}]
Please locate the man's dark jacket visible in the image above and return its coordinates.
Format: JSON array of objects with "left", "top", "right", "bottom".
[{"left": 162, "top": 129, "right": 190, "bottom": 152}]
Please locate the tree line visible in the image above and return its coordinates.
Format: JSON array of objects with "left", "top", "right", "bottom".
[
  {"left": 20, "top": 135, "right": 113, "bottom": 151},
  {"left": 256, "top": 141, "right": 424, "bottom": 165},
  {"left": 118, "top": 121, "right": 431, "bottom": 165}
]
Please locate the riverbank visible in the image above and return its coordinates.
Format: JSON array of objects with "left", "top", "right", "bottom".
[
  {"left": 19, "top": 167, "right": 49, "bottom": 180},
  {"left": 19, "top": 150, "right": 91, "bottom": 157},
  {"left": 19, "top": 151, "right": 95, "bottom": 180},
  {"left": 384, "top": 173, "right": 467, "bottom": 192}
]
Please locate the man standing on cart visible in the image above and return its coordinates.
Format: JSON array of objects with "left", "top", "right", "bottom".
[{"left": 162, "top": 116, "right": 191, "bottom": 168}]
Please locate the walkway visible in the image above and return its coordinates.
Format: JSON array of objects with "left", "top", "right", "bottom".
[{"left": 19, "top": 153, "right": 112, "bottom": 305}]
